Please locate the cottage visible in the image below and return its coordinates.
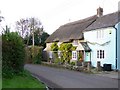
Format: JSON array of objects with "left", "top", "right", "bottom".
[
  {"left": 45, "top": 14, "right": 98, "bottom": 62},
  {"left": 84, "top": 9, "right": 120, "bottom": 70},
  {"left": 45, "top": 7, "right": 120, "bottom": 70}
]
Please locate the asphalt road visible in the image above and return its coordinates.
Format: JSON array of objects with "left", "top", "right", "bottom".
[{"left": 24, "top": 64, "right": 119, "bottom": 88}]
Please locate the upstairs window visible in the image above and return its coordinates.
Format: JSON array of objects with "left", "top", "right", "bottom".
[{"left": 97, "top": 30, "right": 104, "bottom": 39}]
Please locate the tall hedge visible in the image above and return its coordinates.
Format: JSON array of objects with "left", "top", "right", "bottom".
[
  {"left": 2, "top": 32, "right": 25, "bottom": 78},
  {"left": 25, "top": 46, "right": 42, "bottom": 64}
]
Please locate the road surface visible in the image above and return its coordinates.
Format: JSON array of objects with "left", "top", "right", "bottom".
[{"left": 24, "top": 64, "right": 119, "bottom": 89}]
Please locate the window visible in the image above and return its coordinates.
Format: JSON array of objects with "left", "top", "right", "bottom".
[
  {"left": 97, "top": 50, "right": 99, "bottom": 58},
  {"left": 72, "top": 51, "right": 77, "bottom": 60},
  {"left": 97, "top": 30, "right": 104, "bottom": 39},
  {"left": 97, "top": 50, "right": 105, "bottom": 59},
  {"left": 100, "top": 50, "right": 102, "bottom": 59}
]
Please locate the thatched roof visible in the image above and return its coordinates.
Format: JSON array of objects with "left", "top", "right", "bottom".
[
  {"left": 46, "top": 11, "right": 120, "bottom": 43},
  {"left": 46, "top": 15, "right": 98, "bottom": 43},
  {"left": 85, "top": 11, "right": 120, "bottom": 31}
]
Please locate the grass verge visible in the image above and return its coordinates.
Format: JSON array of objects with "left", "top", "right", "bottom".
[{"left": 2, "top": 70, "right": 46, "bottom": 89}]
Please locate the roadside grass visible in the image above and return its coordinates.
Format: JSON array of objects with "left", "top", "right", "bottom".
[
  {"left": 0, "top": 78, "right": 2, "bottom": 90},
  {"left": 2, "top": 70, "right": 46, "bottom": 89}
]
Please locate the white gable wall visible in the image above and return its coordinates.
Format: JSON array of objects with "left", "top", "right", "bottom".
[{"left": 84, "top": 27, "right": 116, "bottom": 69}]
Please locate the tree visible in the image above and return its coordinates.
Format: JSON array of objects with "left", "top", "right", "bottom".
[
  {"left": 28, "top": 17, "right": 43, "bottom": 47},
  {"left": 16, "top": 17, "right": 43, "bottom": 47},
  {"left": 16, "top": 18, "right": 29, "bottom": 37},
  {"left": 24, "top": 31, "right": 49, "bottom": 48},
  {"left": 16, "top": 17, "right": 43, "bottom": 61},
  {"left": 40, "top": 32, "right": 49, "bottom": 48}
]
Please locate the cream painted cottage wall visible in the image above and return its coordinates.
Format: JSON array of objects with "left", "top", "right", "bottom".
[{"left": 84, "top": 27, "right": 116, "bottom": 69}]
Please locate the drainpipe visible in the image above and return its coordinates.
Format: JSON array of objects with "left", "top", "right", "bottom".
[{"left": 113, "top": 26, "right": 117, "bottom": 70}]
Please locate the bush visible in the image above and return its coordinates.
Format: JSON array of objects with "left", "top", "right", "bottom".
[
  {"left": 70, "top": 62, "right": 76, "bottom": 66},
  {"left": 25, "top": 46, "right": 42, "bottom": 64},
  {"left": 33, "top": 48, "right": 42, "bottom": 64},
  {"left": 2, "top": 32, "right": 25, "bottom": 78}
]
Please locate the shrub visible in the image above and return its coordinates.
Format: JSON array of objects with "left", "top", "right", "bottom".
[
  {"left": 2, "top": 32, "right": 25, "bottom": 78},
  {"left": 25, "top": 46, "right": 43, "bottom": 64},
  {"left": 33, "top": 48, "right": 42, "bottom": 64},
  {"left": 70, "top": 62, "right": 76, "bottom": 66}
]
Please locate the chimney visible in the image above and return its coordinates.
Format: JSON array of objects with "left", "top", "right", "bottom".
[{"left": 97, "top": 7, "right": 103, "bottom": 17}]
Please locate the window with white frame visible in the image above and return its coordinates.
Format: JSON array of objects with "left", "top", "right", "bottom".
[
  {"left": 72, "top": 51, "right": 77, "bottom": 60},
  {"left": 97, "top": 30, "right": 104, "bottom": 39},
  {"left": 97, "top": 50, "right": 105, "bottom": 59}
]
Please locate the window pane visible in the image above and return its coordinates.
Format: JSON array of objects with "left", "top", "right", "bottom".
[
  {"left": 102, "top": 30, "right": 104, "bottom": 38},
  {"left": 103, "top": 50, "right": 104, "bottom": 58},
  {"left": 97, "top": 50, "right": 99, "bottom": 58},
  {"left": 97, "top": 31, "right": 98, "bottom": 38},
  {"left": 100, "top": 50, "right": 102, "bottom": 59}
]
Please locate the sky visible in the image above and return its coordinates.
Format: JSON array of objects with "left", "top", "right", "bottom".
[{"left": 0, "top": 0, "right": 120, "bottom": 34}]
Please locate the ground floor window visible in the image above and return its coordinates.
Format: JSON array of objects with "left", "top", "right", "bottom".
[
  {"left": 72, "top": 51, "right": 77, "bottom": 60},
  {"left": 97, "top": 50, "right": 104, "bottom": 59}
]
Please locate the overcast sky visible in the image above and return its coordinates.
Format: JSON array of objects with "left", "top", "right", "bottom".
[{"left": 0, "top": 0, "right": 119, "bottom": 34}]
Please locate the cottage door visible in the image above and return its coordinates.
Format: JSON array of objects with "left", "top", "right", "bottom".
[{"left": 85, "top": 52, "right": 91, "bottom": 62}]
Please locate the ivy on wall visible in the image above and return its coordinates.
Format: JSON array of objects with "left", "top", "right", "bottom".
[
  {"left": 51, "top": 42, "right": 58, "bottom": 51},
  {"left": 50, "top": 42, "right": 77, "bottom": 64},
  {"left": 59, "top": 43, "right": 76, "bottom": 64}
]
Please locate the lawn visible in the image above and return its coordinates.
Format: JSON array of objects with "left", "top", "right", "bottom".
[{"left": 2, "top": 70, "right": 46, "bottom": 89}]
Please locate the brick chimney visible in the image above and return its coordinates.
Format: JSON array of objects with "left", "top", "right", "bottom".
[{"left": 97, "top": 7, "right": 103, "bottom": 17}]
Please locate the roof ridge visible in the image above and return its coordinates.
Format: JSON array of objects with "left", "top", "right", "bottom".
[{"left": 61, "top": 15, "right": 97, "bottom": 27}]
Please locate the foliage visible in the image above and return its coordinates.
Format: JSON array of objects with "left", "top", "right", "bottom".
[
  {"left": 2, "top": 25, "right": 10, "bottom": 34},
  {"left": 2, "top": 31, "right": 25, "bottom": 78},
  {"left": 24, "top": 31, "right": 49, "bottom": 48},
  {"left": 51, "top": 42, "right": 58, "bottom": 51},
  {"left": 78, "top": 53, "right": 82, "bottom": 61},
  {"left": 16, "top": 18, "right": 29, "bottom": 37},
  {"left": 50, "top": 42, "right": 59, "bottom": 61},
  {"left": 70, "top": 62, "right": 76, "bottom": 66},
  {"left": 54, "top": 58, "right": 63, "bottom": 65},
  {"left": 59, "top": 43, "right": 76, "bottom": 64},
  {"left": 33, "top": 48, "right": 42, "bottom": 64},
  {"left": 16, "top": 17, "right": 43, "bottom": 47},
  {"left": 16, "top": 18, "right": 42, "bottom": 37},
  {"left": 40, "top": 32, "right": 50, "bottom": 48},
  {"left": 25, "top": 46, "right": 43, "bottom": 64}
]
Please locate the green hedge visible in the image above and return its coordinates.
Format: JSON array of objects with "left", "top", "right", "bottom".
[
  {"left": 25, "top": 46, "right": 42, "bottom": 64},
  {"left": 2, "top": 32, "right": 25, "bottom": 78}
]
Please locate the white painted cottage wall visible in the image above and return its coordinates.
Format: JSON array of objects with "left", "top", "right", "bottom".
[{"left": 84, "top": 27, "right": 116, "bottom": 69}]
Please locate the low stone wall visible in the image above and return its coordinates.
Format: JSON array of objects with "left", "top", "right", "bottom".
[{"left": 41, "top": 61, "right": 93, "bottom": 73}]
